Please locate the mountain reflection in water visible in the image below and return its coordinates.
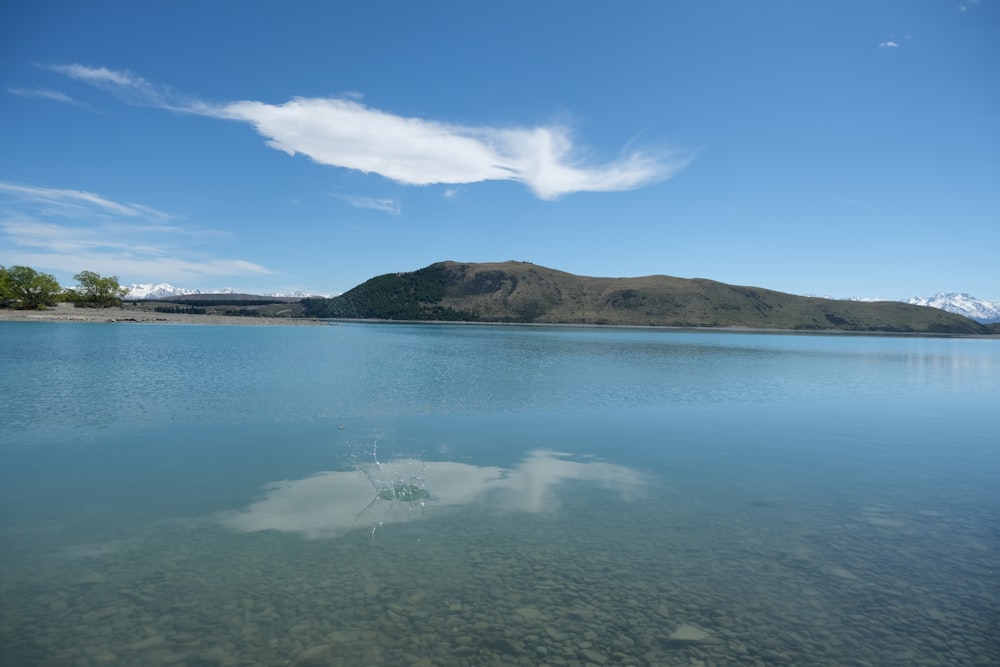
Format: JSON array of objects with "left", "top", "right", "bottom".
[{"left": 220, "top": 450, "right": 646, "bottom": 539}]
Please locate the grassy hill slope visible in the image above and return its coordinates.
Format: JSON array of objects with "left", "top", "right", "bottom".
[{"left": 302, "top": 261, "right": 992, "bottom": 334}]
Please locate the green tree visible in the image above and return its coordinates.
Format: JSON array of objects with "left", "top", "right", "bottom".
[
  {"left": 73, "top": 270, "right": 129, "bottom": 308},
  {"left": 3, "top": 265, "right": 62, "bottom": 309},
  {"left": 0, "top": 265, "right": 11, "bottom": 306}
]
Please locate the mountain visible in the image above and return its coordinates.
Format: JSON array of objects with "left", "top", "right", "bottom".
[
  {"left": 124, "top": 284, "right": 224, "bottom": 299},
  {"left": 903, "top": 293, "right": 1000, "bottom": 324},
  {"left": 124, "top": 284, "right": 324, "bottom": 299},
  {"left": 301, "top": 261, "right": 995, "bottom": 335}
]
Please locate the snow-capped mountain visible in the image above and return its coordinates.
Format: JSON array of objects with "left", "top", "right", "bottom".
[
  {"left": 124, "top": 284, "right": 327, "bottom": 299},
  {"left": 124, "top": 284, "right": 224, "bottom": 299},
  {"left": 904, "top": 293, "right": 1000, "bottom": 324}
]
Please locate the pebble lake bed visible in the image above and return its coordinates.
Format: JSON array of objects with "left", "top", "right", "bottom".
[
  {"left": 4, "top": 474, "right": 996, "bottom": 667},
  {"left": 1, "top": 321, "right": 997, "bottom": 666}
]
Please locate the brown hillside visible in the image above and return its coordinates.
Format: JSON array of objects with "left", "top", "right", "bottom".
[
  {"left": 302, "top": 260, "right": 991, "bottom": 334},
  {"left": 431, "top": 261, "right": 987, "bottom": 332}
]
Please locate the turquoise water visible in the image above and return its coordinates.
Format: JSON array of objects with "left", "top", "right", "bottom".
[{"left": 1, "top": 322, "right": 997, "bottom": 666}]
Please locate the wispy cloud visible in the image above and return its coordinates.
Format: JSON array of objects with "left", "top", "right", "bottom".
[
  {"left": 42, "top": 64, "right": 180, "bottom": 109},
  {"left": 336, "top": 194, "right": 401, "bottom": 215},
  {"left": 0, "top": 182, "right": 169, "bottom": 219},
  {"left": 47, "top": 64, "right": 691, "bottom": 200},
  {"left": 959, "top": 0, "right": 979, "bottom": 13},
  {"left": 7, "top": 86, "right": 95, "bottom": 111},
  {"left": 0, "top": 181, "right": 273, "bottom": 283},
  {"left": 879, "top": 41, "right": 899, "bottom": 48}
]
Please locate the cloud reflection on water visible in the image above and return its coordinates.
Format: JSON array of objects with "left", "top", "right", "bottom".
[{"left": 221, "top": 450, "right": 645, "bottom": 539}]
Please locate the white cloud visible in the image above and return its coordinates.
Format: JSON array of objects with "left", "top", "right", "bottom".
[
  {"left": 879, "top": 41, "right": 899, "bottom": 48},
  {"left": 3, "top": 248, "right": 273, "bottom": 283},
  {"left": 7, "top": 87, "right": 95, "bottom": 111},
  {"left": 0, "top": 182, "right": 273, "bottom": 283},
  {"left": 48, "top": 63, "right": 691, "bottom": 200},
  {"left": 217, "top": 97, "right": 517, "bottom": 185},
  {"left": 496, "top": 125, "right": 674, "bottom": 199},
  {"left": 48, "top": 63, "right": 134, "bottom": 86},
  {"left": 336, "top": 194, "right": 401, "bottom": 215},
  {"left": 214, "top": 97, "right": 683, "bottom": 200}
]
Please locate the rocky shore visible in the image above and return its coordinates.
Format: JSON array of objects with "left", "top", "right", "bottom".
[{"left": 0, "top": 303, "right": 326, "bottom": 326}]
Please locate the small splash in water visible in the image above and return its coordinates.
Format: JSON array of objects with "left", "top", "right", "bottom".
[
  {"left": 376, "top": 481, "right": 432, "bottom": 503},
  {"left": 353, "top": 439, "right": 434, "bottom": 537}
]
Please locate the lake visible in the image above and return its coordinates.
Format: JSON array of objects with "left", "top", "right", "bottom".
[{"left": 1, "top": 321, "right": 997, "bottom": 666}]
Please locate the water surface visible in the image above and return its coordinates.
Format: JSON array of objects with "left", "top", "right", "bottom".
[{"left": 1, "top": 322, "right": 997, "bottom": 666}]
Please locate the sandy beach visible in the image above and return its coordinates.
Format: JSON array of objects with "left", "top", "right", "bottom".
[{"left": 0, "top": 302, "right": 328, "bottom": 326}]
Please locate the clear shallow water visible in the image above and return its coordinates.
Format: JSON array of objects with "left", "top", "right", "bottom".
[{"left": 1, "top": 322, "right": 997, "bottom": 666}]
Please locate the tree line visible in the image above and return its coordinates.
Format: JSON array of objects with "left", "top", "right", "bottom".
[
  {"left": 0, "top": 265, "right": 129, "bottom": 309},
  {"left": 300, "top": 264, "right": 478, "bottom": 321}
]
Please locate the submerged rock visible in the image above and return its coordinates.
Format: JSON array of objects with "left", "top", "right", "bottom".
[
  {"left": 665, "top": 623, "right": 716, "bottom": 644},
  {"left": 292, "top": 644, "right": 333, "bottom": 666},
  {"left": 515, "top": 606, "right": 542, "bottom": 621},
  {"left": 486, "top": 637, "right": 524, "bottom": 655},
  {"left": 830, "top": 566, "right": 858, "bottom": 580}
]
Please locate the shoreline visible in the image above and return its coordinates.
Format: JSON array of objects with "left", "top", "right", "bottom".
[
  {"left": 0, "top": 303, "right": 328, "bottom": 326},
  {"left": 3, "top": 304, "right": 995, "bottom": 337},
  {"left": 325, "top": 317, "right": 999, "bottom": 338}
]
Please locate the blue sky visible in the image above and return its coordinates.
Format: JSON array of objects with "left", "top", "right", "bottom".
[{"left": 1, "top": 1, "right": 997, "bottom": 299}]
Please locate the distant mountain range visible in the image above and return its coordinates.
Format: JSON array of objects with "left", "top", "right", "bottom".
[
  {"left": 124, "top": 283, "right": 327, "bottom": 300},
  {"left": 902, "top": 293, "right": 1000, "bottom": 324},
  {"left": 125, "top": 275, "right": 999, "bottom": 328},
  {"left": 297, "top": 261, "right": 996, "bottom": 334}
]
